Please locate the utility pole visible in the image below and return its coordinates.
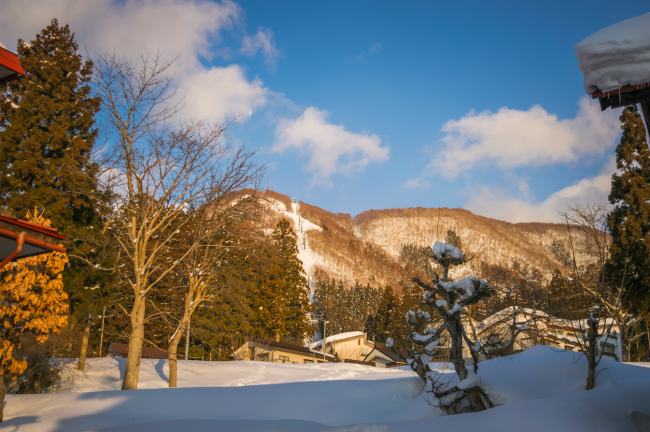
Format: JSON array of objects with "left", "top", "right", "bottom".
[
  {"left": 98, "top": 306, "right": 106, "bottom": 357},
  {"left": 322, "top": 320, "right": 329, "bottom": 359}
]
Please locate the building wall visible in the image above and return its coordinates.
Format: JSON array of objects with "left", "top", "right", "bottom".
[
  {"left": 234, "top": 342, "right": 327, "bottom": 364},
  {"left": 325, "top": 334, "right": 372, "bottom": 360}
]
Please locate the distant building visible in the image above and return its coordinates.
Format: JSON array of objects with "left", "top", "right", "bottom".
[
  {"left": 474, "top": 307, "right": 623, "bottom": 362},
  {"left": 307, "top": 331, "right": 374, "bottom": 361},
  {"left": 108, "top": 342, "right": 168, "bottom": 360},
  {"left": 234, "top": 338, "right": 333, "bottom": 364},
  {"left": 362, "top": 342, "right": 407, "bottom": 368}
]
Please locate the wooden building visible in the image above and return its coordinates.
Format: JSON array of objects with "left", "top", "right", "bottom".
[
  {"left": 107, "top": 342, "right": 168, "bottom": 360},
  {"left": 234, "top": 338, "right": 333, "bottom": 364}
]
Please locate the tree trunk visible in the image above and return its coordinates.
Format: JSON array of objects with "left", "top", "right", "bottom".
[
  {"left": 447, "top": 315, "right": 487, "bottom": 412},
  {"left": 586, "top": 319, "right": 598, "bottom": 390},
  {"left": 122, "top": 298, "right": 146, "bottom": 390},
  {"left": 168, "top": 319, "right": 187, "bottom": 388},
  {"left": 622, "top": 344, "right": 630, "bottom": 362},
  {"left": 0, "top": 368, "right": 5, "bottom": 422},
  {"left": 464, "top": 386, "right": 488, "bottom": 411},
  {"left": 78, "top": 312, "right": 92, "bottom": 371},
  {"left": 168, "top": 343, "right": 179, "bottom": 388}
]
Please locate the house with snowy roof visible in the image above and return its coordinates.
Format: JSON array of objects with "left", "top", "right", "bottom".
[
  {"left": 362, "top": 342, "right": 407, "bottom": 368},
  {"left": 234, "top": 338, "right": 334, "bottom": 364},
  {"left": 307, "top": 331, "right": 374, "bottom": 361},
  {"left": 474, "top": 307, "right": 622, "bottom": 362}
]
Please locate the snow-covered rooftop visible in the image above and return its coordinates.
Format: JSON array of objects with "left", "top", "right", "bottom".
[
  {"left": 575, "top": 12, "right": 650, "bottom": 93},
  {"left": 308, "top": 331, "right": 365, "bottom": 349}
]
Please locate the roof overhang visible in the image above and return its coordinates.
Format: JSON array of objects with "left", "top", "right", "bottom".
[
  {"left": 0, "top": 46, "right": 26, "bottom": 85},
  {"left": 592, "top": 82, "right": 650, "bottom": 111},
  {"left": 0, "top": 215, "right": 66, "bottom": 265}
]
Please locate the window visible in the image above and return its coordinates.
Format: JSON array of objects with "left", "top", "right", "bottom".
[
  {"left": 257, "top": 353, "right": 269, "bottom": 362},
  {"left": 362, "top": 348, "right": 369, "bottom": 355},
  {"left": 600, "top": 342, "right": 617, "bottom": 359},
  {"left": 304, "top": 359, "right": 314, "bottom": 363},
  {"left": 279, "top": 355, "right": 290, "bottom": 363}
]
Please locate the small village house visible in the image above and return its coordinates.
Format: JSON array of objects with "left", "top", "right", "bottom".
[
  {"left": 474, "top": 307, "right": 623, "bottom": 362},
  {"left": 234, "top": 338, "right": 333, "bottom": 364},
  {"left": 363, "top": 343, "right": 407, "bottom": 368},
  {"left": 307, "top": 331, "right": 375, "bottom": 361},
  {"left": 107, "top": 342, "right": 169, "bottom": 360}
]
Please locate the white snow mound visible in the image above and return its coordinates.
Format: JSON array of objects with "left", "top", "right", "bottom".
[
  {"left": 4, "top": 346, "right": 650, "bottom": 432},
  {"left": 432, "top": 242, "right": 463, "bottom": 260},
  {"left": 575, "top": 12, "right": 650, "bottom": 93}
]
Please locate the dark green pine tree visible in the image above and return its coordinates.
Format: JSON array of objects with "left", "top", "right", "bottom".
[
  {"left": 374, "top": 286, "right": 397, "bottom": 342},
  {"left": 271, "top": 219, "right": 312, "bottom": 342},
  {"left": 0, "top": 19, "right": 101, "bottom": 233},
  {"left": 0, "top": 20, "right": 109, "bottom": 316},
  {"left": 607, "top": 105, "right": 650, "bottom": 307}
]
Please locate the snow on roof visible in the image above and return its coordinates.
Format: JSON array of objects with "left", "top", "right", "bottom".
[
  {"left": 575, "top": 12, "right": 650, "bottom": 93},
  {"left": 432, "top": 242, "right": 464, "bottom": 261},
  {"left": 308, "top": 331, "right": 364, "bottom": 349},
  {"left": 476, "top": 307, "right": 621, "bottom": 334},
  {"left": 476, "top": 307, "right": 550, "bottom": 332}
]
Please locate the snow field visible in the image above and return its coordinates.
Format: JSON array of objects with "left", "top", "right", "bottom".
[{"left": 4, "top": 346, "right": 650, "bottom": 432}]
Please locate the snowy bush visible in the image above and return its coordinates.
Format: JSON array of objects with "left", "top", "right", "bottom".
[{"left": 403, "top": 241, "right": 494, "bottom": 414}]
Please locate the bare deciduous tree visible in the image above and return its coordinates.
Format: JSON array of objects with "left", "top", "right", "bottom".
[
  {"left": 93, "top": 52, "right": 260, "bottom": 390},
  {"left": 561, "top": 204, "right": 649, "bottom": 364}
]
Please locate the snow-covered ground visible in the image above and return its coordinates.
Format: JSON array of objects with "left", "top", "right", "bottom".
[{"left": 5, "top": 346, "right": 650, "bottom": 432}]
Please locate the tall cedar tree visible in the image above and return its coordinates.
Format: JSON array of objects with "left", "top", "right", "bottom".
[
  {"left": 0, "top": 20, "right": 100, "bottom": 232},
  {"left": 607, "top": 106, "right": 650, "bottom": 309},
  {"left": 374, "top": 286, "right": 397, "bottom": 342},
  {"left": 269, "top": 220, "right": 312, "bottom": 341},
  {"left": 0, "top": 20, "right": 106, "bottom": 321}
]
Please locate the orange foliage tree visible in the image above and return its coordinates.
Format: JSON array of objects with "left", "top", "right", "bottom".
[{"left": 0, "top": 211, "right": 68, "bottom": 421}]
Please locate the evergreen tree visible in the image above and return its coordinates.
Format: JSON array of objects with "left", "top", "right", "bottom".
[
  {"left": 607, "top": 105, "right": 650, "bottom": 307},
  {"left": 0, "top": 19, "right": 100, "bottom": 233},
  {"left": 0, "top": 20, "right": 108, "bottom": 325},
  {"left": 374, "top": 286, "right": 397, "bottom": 342},
  {"left": 269, "top": 220, "right": 312, "bottom": 341}
]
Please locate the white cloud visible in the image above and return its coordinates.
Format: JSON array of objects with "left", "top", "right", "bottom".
[
  {"left": 464, "top": 158, "right": 616, "bottom": 223},
  {"left": 241, "top": 27, "right": 280, "bottom": 71},
  {"left": 415, "top": 97, "right": 620, "bottom": 180},
  {"left": 273, "top": 107, "right": 389, "bottom": 185},
  {"left": 0, "top": 0, "right": 273, "bottom": 122},
  {"left": 181, "top": 65, "right": 270, "bottom": 121}
]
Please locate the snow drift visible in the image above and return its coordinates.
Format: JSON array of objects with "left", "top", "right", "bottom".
[
  {"left": 3, "top": 346, "right": 650, "bottom": 432},
  {"left": 575, "top": 12, "right": 650, "bottom": 93}
]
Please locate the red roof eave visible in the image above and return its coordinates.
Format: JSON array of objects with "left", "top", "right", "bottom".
[
  {"left": 591, "top": 81, "right": 650, "bottom": 99},
  {"left": 0, "top": 215, "right": 64, "bottom": 239}
]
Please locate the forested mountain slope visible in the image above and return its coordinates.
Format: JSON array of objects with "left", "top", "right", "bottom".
[{"left": 262, "top": 192, "right": 585, "bottom": 291}]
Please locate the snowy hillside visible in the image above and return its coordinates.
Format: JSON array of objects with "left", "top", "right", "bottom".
[
  {"left": 354, "top": 207, "right": 583, "bottom": 282},
  {"left": 263, "top": 197, "right": 324, "bottom": 279},
  {"left": 5, "top": 346, "right": 650, "bottom": 432},
  {"left": 262, "top": 192, "right": 592, "bottom": 289}
]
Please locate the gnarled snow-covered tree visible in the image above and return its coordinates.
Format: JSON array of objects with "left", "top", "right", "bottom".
[{"left": 401, "top": 241, "right": 494, "bottom": 413}]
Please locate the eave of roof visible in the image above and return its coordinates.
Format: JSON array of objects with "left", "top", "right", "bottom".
[
  {"left": 249, "top": 338, "right": 334, "bottom": 359},
  {"left": 0, "top": 215, "right": 64, "bottom": 239}
]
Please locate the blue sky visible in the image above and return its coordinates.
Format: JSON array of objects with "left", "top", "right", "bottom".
[{"left": 2, "top": 0, "right": 649, "bottom": 222}]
